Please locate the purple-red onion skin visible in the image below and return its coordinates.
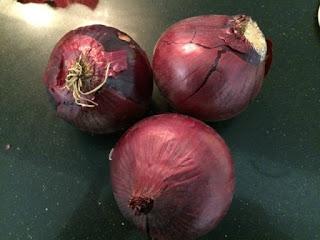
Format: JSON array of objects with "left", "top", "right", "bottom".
[
  {"left": 265, "top": 39, "right": 273, "bottom": 76},
  {"left": 44, "top": 25, "right": 153, "bottom": 134},
  {"left": 153, "top": 15, "right": 272, "bottom": 121},
  {"left": 18, "top": 0, "right": 99, "bottom": 9},
  {"left": 111, "top": 114, "right": 235, "bottom": 240}
]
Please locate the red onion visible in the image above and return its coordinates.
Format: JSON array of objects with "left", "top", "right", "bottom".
[
  {"left": 110, "top": 113, "right": 235, "bottom": 239},
  {"left": 44, "top": 25, "right": 153, "bottom": 134},
  {"left": 18, "top": 0, "right": 99, "bottom": 9},
  {"left": 153, "top": 15, "right": 273, "bottom": 121}
]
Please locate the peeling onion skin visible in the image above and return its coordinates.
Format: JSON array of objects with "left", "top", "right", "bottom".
[
  {"left": 153, "top": 15, "right": 273, "bottom": 121},
  {"left": 18, "top": 0, "right": 99, "bottom": 9},
  {"left": 44, "top": 25, "right": 153, "bottom": 134},
  {"left": 111, "top": 114, "right": 235, "bottom": 240}
]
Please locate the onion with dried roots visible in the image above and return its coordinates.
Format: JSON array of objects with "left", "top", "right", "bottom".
[
  {"left": 153, "top": 15, "right": 272, "bottom": 121},
  {"left": 44, "top": 25, "right": 153, "bottom": 134},
  {"left": 110, "top": 113, "right": 235, "bottom": 240}
]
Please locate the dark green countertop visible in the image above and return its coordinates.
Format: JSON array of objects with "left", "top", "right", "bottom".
[{"left": 0, "top": 0, "right": 320, "bottom": 239}]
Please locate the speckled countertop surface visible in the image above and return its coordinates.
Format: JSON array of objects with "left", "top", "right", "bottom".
[{"left": 0, "top": 0, "right": 320, "bottom": 239}]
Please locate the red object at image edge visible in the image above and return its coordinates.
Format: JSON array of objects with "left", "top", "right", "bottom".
[{"left": 17, "top": 0, "right": 98, "bottom": 9}]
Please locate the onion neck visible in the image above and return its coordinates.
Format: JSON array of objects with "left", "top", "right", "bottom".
[
  {"left": 129, "top": 196, "right": 154, "bottom": 216},
  {"left": 64, "top": 54, "right": 110, "bottom": 108},
  {"left": 233, "top": 15, "right": 267, "bottom": 61}
]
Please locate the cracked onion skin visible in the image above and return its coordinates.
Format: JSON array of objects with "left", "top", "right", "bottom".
[
  {"left": 153, "top": 15, "right": 273, "bottom": 121},
  {"left": 110, "top": 113, "right": 235, "bottom": 240},
  {"left": 44, "top": 25, "right": 153, "bottom": 134}
]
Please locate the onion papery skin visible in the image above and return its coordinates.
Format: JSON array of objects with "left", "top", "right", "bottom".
[
  {"left": 44, "top": 25, "right": 153, "bottom": 134},
  {"left": 153, "top": 15, "right": 272, "bottom": 121},
  {"left": 111, "top": 113, "right": 235, "bottom": 240},
  {"left": 17, "top": 0, "right": 99, "bottom": 9}
]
